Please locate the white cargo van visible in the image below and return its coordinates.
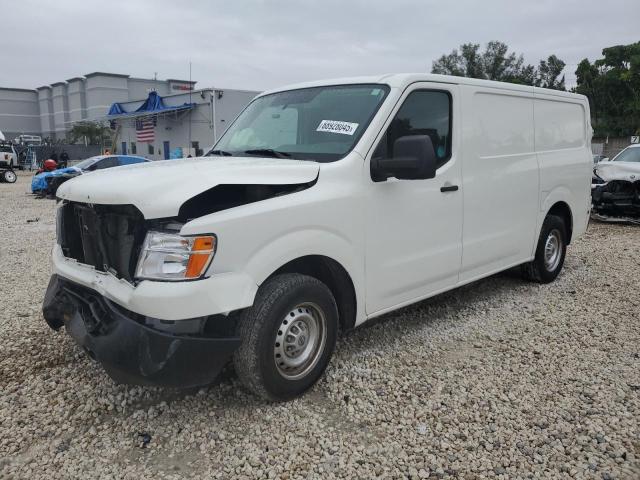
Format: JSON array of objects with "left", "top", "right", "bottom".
[{"left": 43, "top": 74, "right": 592, "bottom": 400}]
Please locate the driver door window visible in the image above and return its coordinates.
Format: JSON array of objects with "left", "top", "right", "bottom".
[{"left": 374, "top": 90, "right": 452, "bottom": 168}]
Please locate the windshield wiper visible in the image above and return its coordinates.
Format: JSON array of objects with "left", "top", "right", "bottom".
[
  {"left": 243, "top": 148, "right": 291, "bottom": 159},
  {"left": 206, "top": 149, "right": 233, "bottom": 156}
]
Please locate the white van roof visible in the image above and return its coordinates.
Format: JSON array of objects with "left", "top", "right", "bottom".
[{"left": 261, "top": 73, "right": 586, "bottom": 101}]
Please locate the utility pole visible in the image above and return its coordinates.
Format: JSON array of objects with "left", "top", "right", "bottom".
[{"left": 188, "top": 61, "right": 192, "bottom": 155}]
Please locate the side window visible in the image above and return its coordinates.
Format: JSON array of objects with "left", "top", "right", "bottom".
[
  {"left": 94, "top": 157, "right": 118, "bottom": 170},
  {"left": 374, "top": 90, "right": 452, "bottom": 168},
  {"left": 117, "top": 156, "right": 138, "bottom": 166}
]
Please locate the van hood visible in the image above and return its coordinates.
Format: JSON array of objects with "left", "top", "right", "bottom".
[
  {"left": 56, "top": 156, "right": 320, "bottom": 218},
  {"left": 594, "top": 161, "right": 640, "bottom": 182}
]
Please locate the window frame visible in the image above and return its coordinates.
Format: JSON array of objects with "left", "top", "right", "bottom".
[{"left": 373, "top": 88, "right": 454, "bottom": 171}]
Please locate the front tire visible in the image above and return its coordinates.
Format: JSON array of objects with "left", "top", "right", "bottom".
[
  {"left": 233, "top": 274, "right": 338, "bottom": 401},
  {"left": 2, "top": 170, "right": 17, "bottom": 183},
  {"left": 522, "top": 215, "right": 567, "bottom": 283}
]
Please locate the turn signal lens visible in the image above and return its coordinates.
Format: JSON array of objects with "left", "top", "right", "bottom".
[{"left": 185, "top": 236, "right": 216, "bottom": 278}]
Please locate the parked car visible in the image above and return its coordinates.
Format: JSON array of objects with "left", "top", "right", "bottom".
[
  {"left": 592, "top": 144, "right": 640, "bottom": 219},
  {"left": 42, "top": 74, "right": 592, "bottom": 400},
  {"left": 31, "top": 154, "right": 149, "bottom": 196},
  {"left": 0, "top": 141, "right": 18, "bottom": 183},
  {"left": 592, "top": 153, "right": 608, "bottom": 164}
]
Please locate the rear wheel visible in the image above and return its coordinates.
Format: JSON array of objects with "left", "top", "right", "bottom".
[
  {"left": 233, "top": 274, "right": 338, "bottom": 401},
  {"left": 2, "top": 170, "right": 17, "bottom": 183},
  {"left": 522, "top": 215, "right": 567, "bottom": 283}
]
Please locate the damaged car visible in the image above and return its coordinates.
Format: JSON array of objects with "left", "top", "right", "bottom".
[
  {"left": 592, "top": 144, "right": 640, "bottom": 221},
  {"left": 42, "top": 74, "right": 592, "bottom": 401},
  {"left": 31, "top": 154, "right": 149, "bottom": 197}
]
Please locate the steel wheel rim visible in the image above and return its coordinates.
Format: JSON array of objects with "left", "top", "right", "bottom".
[
  {"left": 274, "top": 302, "right": 327, "bottom": 380},
  {"left": 543, "top": 229, "right": 562, "bottom": 272},
  {"left": 4, "top": 171, "right": 16, "bottom": 182}
]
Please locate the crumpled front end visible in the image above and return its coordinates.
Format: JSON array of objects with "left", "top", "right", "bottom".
[{"left": 591, "top": 179, "right": 640, "bottom": 222}]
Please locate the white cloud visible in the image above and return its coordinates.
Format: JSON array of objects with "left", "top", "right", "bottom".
[{"left": 2, "top": 0, "right": 638, "bottom": 91}]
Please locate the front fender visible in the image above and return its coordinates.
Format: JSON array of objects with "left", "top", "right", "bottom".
[{"left": 180, "top": 177, "right": 366, "bottom": 323}]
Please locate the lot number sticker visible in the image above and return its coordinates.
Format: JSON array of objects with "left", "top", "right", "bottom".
[{"left": 317, "top": 120, "right": 359, "bottom": 136}]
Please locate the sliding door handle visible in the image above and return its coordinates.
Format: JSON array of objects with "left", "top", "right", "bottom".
[{"left": 440, "top": 185, "right": 459, "bottom": 193}]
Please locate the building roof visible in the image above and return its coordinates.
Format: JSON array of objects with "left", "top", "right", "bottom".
[
  {"left": 166, "top": 79, "right": 197, "bottom": 84},
  {"left": 84, "top": 72, "right": 130, "bottom": 79},
  {"left": 0, "top": 87, "right": 37, "bottom": 93}
]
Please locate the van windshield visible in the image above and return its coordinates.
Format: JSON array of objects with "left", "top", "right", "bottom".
[{"left": 208, "top": 84, "right": 389, "bottom": 162}]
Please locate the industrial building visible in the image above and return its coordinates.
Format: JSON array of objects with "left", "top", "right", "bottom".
[
  {"left": 0, "top": 72, "right": 259, "bottom": 158},
  {"left": 106, "top": 87, "right": 257, "bottom": 159}
]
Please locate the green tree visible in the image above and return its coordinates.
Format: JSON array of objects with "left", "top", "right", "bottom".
[
  {"left": 431, "top": 41, "right": 565, "bottom": 90},
  {"left": 67, "top": 121, "right": 112, "bottom": 145},
  {"left": 536, "top": 55, "right": 566, "bottom": 90},
  {"left": 575, "top": 41, "right": 640, "bottom": 137}
]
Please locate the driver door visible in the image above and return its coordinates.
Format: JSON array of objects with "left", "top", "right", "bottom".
[{"left": 365, "top": 84, "right": 463, "bottom": 315}]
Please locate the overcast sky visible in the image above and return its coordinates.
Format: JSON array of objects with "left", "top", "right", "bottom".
[{"left": 3, "top": 0, "right": 638, "bottom": 92}]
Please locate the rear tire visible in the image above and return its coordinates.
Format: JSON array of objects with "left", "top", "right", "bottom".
[
  {"left": 233, "top": 274, "right": 338, "bottom": 401},
  {"left": 2, "top": 170, "right": 17, "bottom": 183},
  {"left": 522, "top": 215, "right": 567, "bottom": 283}
]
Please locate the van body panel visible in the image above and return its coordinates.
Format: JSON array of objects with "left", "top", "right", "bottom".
[
  {"left": 363, "top": 83, "right": 463, "bottom": 314},
  {"left": 180, "top": 153, "right": 369, "bottom": 325},
  {"left": 533, "top": 91, "right": 592, "bottom": 241},
  {"left": 459, "top": 86, "right": 540, "bottom": 281}
]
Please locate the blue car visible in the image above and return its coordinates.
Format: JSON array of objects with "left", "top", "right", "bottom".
[{"left": 31, "top": 155, "right": 149, "bottom": 195}]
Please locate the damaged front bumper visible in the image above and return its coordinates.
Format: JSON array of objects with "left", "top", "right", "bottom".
[
  {"left": 591, "top": 180, "right": 640, "bottom": 220},
  {"left": 42, "top": 274, "right": 241, "bottom": 388}
]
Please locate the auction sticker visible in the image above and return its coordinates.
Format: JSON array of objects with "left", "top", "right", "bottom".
[{"left": 317, "top": 120, "right": 359, "bottom": 135}]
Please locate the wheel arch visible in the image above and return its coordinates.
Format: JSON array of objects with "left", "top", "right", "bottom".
[
  {"left": 267, "top": 255, "right": 358, "bottom": 331},
  {"left": 546, "top": 201, "right": 573, "bottom": 244}
]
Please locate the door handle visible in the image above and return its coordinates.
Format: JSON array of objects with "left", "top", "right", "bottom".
[{"left": 440, "top": 185, "right": 459, "bottom": 193}]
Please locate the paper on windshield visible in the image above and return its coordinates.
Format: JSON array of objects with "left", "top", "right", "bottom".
[{"left": 316, "top": 120, "right": 359, "bottom": 136}]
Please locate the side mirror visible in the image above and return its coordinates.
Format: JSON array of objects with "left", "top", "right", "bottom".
[{"left": 371, "top": 135, "right": 437, "bottom": 182}]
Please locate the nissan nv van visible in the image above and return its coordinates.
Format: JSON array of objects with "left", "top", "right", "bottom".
[{"left": 43, "top": 74, "right": 592, "bottom": 400}]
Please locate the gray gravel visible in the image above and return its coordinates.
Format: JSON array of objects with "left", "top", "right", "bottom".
[{"left": 1, "top": 172, "right": 639, "bottom": 479}]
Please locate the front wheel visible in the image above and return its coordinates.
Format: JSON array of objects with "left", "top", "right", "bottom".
[
  {"left": 2, "top": 170, "right": 17, "bottom": 183},
  {"left": 522, "top": 215, "right": 567, "bottom": 283},
  {"left": 233, "top": 274, "right": 338, "bottom": 401}
]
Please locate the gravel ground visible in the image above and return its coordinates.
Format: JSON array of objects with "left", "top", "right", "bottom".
[{"left": 1, "top": 172, "right": 639, "bottom": 480}]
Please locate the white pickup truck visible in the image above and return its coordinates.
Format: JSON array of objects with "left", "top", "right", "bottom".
[
  {"left": 43, "top": 74, "right": 592, "bottom": 400},
  {"left": 0, "top": 141, "right": 18, "bottom": 182}
]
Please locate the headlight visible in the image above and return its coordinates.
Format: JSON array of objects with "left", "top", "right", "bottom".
[
  {"left": 135, "top": 231, "right": 216, "bottom": 281},
  {"left": 592, "top": 170, "right": 606, "bottom": 185}
]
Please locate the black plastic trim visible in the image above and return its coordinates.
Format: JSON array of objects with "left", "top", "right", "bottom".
[{"left": 42, "top": 275, "right": 241, "bottom": 388}]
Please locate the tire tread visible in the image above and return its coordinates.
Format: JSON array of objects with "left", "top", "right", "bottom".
[{"left": 233, "top": 273, "right": 336, "bottom": 401}]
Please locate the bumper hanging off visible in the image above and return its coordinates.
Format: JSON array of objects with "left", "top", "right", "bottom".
[{"left": 42, "top": 275, "right": 241, "bottom": 388}]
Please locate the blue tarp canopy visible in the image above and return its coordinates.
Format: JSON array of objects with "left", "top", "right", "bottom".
[{"left": 107, "top": 91, "right": 196, "bottom": 119}]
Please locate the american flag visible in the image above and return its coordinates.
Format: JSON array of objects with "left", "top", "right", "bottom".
[{"left": 136, "top": 118, "right": 155, "bottom": 143}]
